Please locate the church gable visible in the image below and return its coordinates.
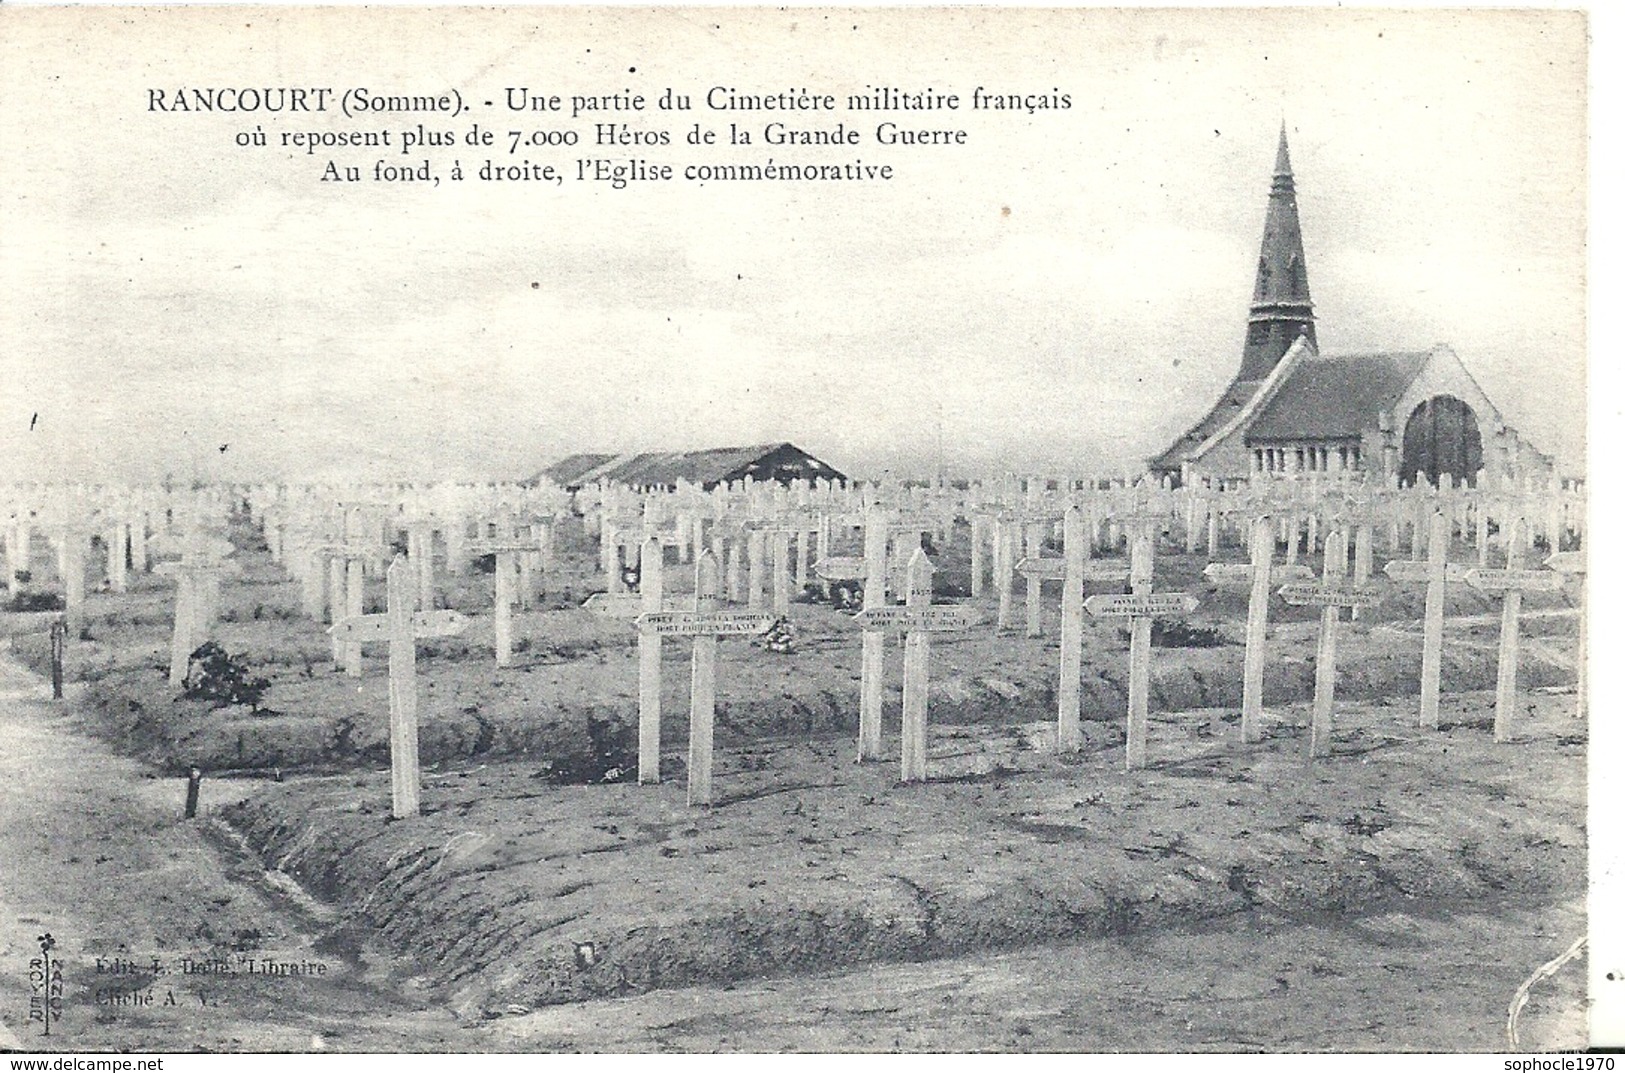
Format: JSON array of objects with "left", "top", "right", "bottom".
[{"left": 1386, "top": 344, "right": 1504, "bottom": 440}]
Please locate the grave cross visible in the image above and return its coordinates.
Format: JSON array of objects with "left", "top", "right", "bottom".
[
  {"left": 312, "top": 543, "right": 387, "bottom": 677},
  {"left": 1083, "top": 524, "right": 1199, "bottom": 770},
  {"left": 1014, "top": 555, "right": 1065, "bottom": 637},
  {"left": 1278, "top": 527, "right": 1384, "bottom": 758},
  {"left": 635, "top": 551, "right": 775, "bottom": 807},
  {"left": 154, "top": 529, "right": 240, "bottom": 687},
  {"left": 856, "top": 507, "right": 890, "bottom": 759},
  {"left": 1462, "top": 517, "right": 1564, "bottom": 742},
  {"left": 1018, "top": 550, "right": 1130, "bottom": 640},
  {"left": 467, "top": 536, "right": 544, "bottom": 667},
  {"left": 747, "top": 521, "right": 803, "bottom": 617},
  {"left": 636, "top": 536, "right": 664, "bottom": 784},
  {"left": 47, "top": 524, "right": 94, "bottom": 639},
  {"left": 854, "top": 548, "right": 980, "bottom": 783},
  {"left": 1381, "top": 511, "right": 1470, "bottom": 730},
  {"left": 1053, "top": 507, "right": 1135, "bottom": 751},
  {"left": 329, "top": 557, "right": 469, "bottom": 818},
  {"left": 1203, "top": 517, "right": 1315, "bottom": 743}
]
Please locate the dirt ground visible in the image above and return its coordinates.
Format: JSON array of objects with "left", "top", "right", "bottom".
[{"left": 0, "top": 512, "right": 1591, "bottom": 1052}]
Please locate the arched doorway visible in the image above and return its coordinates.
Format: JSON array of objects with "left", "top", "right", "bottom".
[{"left": 1401, "top": 395, "right": 1482, "bottom": 487}]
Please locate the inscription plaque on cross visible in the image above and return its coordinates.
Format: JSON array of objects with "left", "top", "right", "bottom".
[
  {"left": 1204, "top": 517, "right": 1317, "bottom": 744},
  {"left": 329, "top": 557, "right": 469, "bottom": 818},
  {"left": 854, "top": 548, "right": 979, "bottom": 783},
  {"left": 1082, "top": 523, "right": 1198, "bottom": 770},
  {"left": 634, "top": 550, "right": 774, "bottom": 807},
  {"left": 1462, "top": 517, "right": 1563, "bottom": 742},
  {"left": 1278, "top": 527, "right": 1384, "bottom": 758}
]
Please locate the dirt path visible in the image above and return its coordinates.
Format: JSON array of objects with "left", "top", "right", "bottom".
[{"left": 0, "top": 656, "right": 471, "bottom": 1052}]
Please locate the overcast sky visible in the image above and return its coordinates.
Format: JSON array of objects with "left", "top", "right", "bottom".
[{"left": 0, "top": 6, "right": 1588, "bottom": 484}]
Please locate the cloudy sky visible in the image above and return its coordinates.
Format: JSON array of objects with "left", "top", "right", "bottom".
[{"left": 0, "top": 6, "right": 1588, "bottom": 484}]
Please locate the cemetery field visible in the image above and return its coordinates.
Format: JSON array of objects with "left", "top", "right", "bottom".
[
  {"left": 7, "top": 516, "right": 1579, "bottom": 780},
  {"left": 219, "top": 687, "right": 1587, "bottom": 1042},
  {"left": 1, "top": 507, "right": 1589, "bottom": 1049}
]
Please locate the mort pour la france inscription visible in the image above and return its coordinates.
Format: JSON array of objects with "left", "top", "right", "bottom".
[{"left": 145, "top": 83, "right": 1074, "bottom": 187}]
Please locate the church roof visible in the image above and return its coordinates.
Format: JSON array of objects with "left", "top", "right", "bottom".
[
  {"left": 1148, "top": 377, "right": 1266, "bottom": 471},
  {"left": 1244, "top": 352, "right": 1430, "bottom": 442}
]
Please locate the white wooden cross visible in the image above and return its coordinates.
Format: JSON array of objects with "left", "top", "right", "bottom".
[
  {"left": 582, "top": 537, "right": 695, "bottom": 786},
  {"left": 1014, "top": 555, "right": 1065, "bottom": 638},
  {"left": 1083, "top": 525, "right": 1199, "bottom": 770},
  {"left": 744, "top": 522, "right": 799, "bottom": 617},
  {"left": 1203, "top": 516, "right": 1315, "bottom": 743},
  {"left": 873, "top": 510, "right": 952, "bottom": 601},
  {"left": 1056, "top": 506, "right": 1134, "bottom": 751},
  {"left": 1278, "top": 526, "right": 1384, "bottom": 758},
  {"left": 854, "top": 548, "right": 980, "bottom": 783},
  {"left": 1544, "top": 549, "right": 1586, "bottom": 720},
  {"left": 1463, "top": 517, "right": 1564, "bottom": 741},
  {"left": 467, "top": 536, "right": 545, "bottom": 667},
  {"left": 838, "top": 506, "right": 890, "bottom": 760},
  {"left": 819, "top": 504, "right": 945, "bottom": 760},
  {"left": 998, "top": 508, "right": 1061, "bottom": 633},
  {"left": 329, "top": 557, "right": 469, "bottom": 818},
  {"left": 47, "top": 524, "right": 93, "bottom": 639},
  {"left": 312, "top": 543, "right": 387, "bottom": 677},
  {"left": 635, "top": 550, "right": 775, "bottom": 807},
  {"left": 756, "top": 514, "right": 820, "bottom": 607},
  {"left": 154, "top": 529, "right": 240, "bottom": 687},
  {"left": 1382, "top": 511, "right": 1471, "bottom": 730}
]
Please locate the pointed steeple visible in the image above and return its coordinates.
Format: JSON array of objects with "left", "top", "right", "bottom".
[{"left": 1238, "top": 124, "right": 1316, "bottom": 380}]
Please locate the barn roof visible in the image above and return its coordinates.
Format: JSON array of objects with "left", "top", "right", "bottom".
[
  {"left": 533, "top": 453, "right": 619, "bottom": 486},
  {"left": 1244, "top": 352, "right": 1429, "bottom": 442},
  {"left": 533, "top": 443, "right": 845, "bottom": 488},
  {"left": 612, "top": 445, "right": 792, "bottom": 486}
]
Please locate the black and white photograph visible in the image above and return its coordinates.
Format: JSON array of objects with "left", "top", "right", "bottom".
[{"left": 0, "top": 4, "right": 1605, "bottom": 1055}]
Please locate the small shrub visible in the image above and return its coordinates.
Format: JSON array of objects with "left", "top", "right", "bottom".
[
  {"left": 5, "top": 591, "right": 63, "bottom": 612},
  {"left": 182, "top": 641, "right": 270, "bottom": 710},
  {"left": 1120, "top": 618, "right": 1227, "bottom": 648},
  {"left": 1152, "top": 618, "right": 1226, "bottom": 648}
]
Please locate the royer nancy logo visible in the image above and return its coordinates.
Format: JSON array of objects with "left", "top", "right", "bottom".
[{"left": 28, "top": 933, "right": 63, "bottom": 1038}]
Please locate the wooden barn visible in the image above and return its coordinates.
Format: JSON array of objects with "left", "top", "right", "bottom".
[{"left": 529, "top": 443, "right": 847, "bottom": 492}]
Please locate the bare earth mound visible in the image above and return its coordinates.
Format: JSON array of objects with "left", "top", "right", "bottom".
[{"left": 221, "top": 689, "right": 1583, "bottom": 1024}]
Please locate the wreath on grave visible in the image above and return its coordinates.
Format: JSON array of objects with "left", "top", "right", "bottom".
[
  {"left": 761, "top": 616, "right": 794, "bottom": 654},
  {"left": 182, "top": 641, "right": 271, "bottom": 711}
]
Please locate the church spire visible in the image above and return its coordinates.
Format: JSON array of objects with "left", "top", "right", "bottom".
[{"left": 1238, "top": 124, "right": 1316, "bottom": 380}]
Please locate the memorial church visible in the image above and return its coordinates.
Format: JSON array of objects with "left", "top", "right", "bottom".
[{"left": 1149, "top": 127, "right": 1551, "bottom": 490}]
